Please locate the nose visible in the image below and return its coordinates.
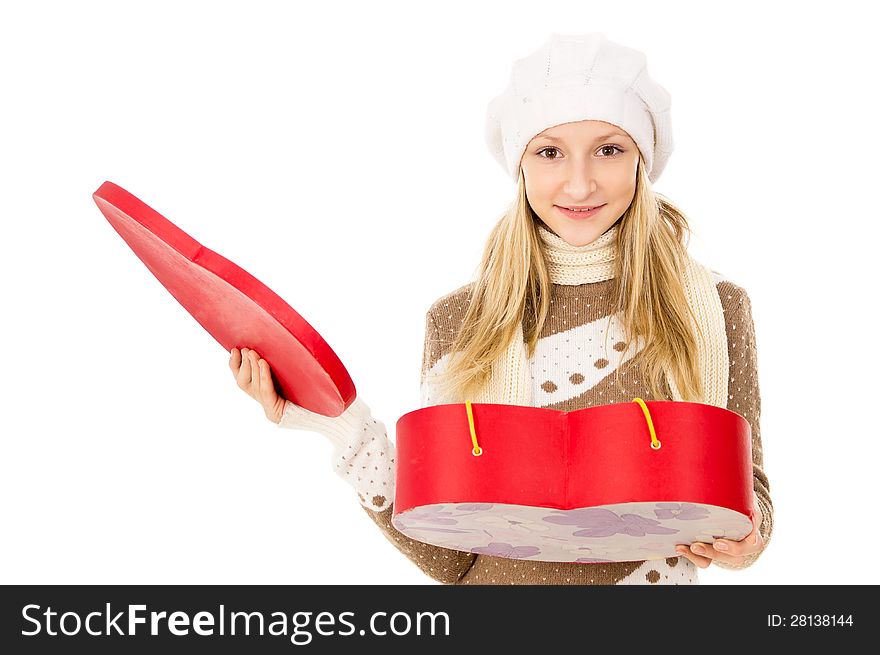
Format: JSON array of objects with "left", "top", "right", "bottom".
[{"left": 561, "top": 157, "right": 599, "bottom": 196}]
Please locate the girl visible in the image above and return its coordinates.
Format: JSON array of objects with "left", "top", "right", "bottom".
[{"left": 229, "top": 33, "right": 772, "bottom": 585}]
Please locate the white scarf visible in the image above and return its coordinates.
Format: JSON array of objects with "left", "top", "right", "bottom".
[{"left": 466, "top": 222, "right": 729, "bottom": 408}]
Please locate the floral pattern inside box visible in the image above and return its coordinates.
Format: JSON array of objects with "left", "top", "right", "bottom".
[{"left": 391, "top": 501, "right": 752, "bottom": 563}]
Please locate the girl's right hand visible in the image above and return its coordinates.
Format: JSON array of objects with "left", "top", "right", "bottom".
[{"left": 229, "top": 347, "right": 288, "bottom": 424}]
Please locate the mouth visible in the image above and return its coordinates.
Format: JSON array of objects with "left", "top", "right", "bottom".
[{"left": 555, "top": 204, "right": 606, "bottom": 219}]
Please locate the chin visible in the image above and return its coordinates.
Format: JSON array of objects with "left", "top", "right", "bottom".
[
  {"left": 537, "top": 217, "right": 614, "bottom": 247},
  {"left": 559, "top": 227, "right": 604, "bottom": 247}
]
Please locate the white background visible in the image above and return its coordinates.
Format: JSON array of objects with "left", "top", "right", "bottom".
[{"left": 1, "top": 0, "right": 877, "bottom": 586}]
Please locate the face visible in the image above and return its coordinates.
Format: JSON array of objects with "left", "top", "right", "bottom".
[{"left": 520, "top": 119, "right": 640, "bottom": 247}]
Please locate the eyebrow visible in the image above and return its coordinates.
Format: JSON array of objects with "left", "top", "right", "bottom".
[{"left": 534, "top": 132, "right": 628, "bottom": 143}]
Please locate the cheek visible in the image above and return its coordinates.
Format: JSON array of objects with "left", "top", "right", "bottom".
[
  {"left": 529, "top": 178, "right": 558, "bottom": 204},
  {"left": 523, "top": 178, "right": 551, "bottom": 205},
  {"left": 608, "top": 178, "right": 636, "bottom": 204}
]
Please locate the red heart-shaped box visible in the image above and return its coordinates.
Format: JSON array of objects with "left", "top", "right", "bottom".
[
  {"left": 93, "top": 181, "right": 356, "bottom": 417},
  {"left": 392, "top": 399, "right": 755, "bottom": 563}
]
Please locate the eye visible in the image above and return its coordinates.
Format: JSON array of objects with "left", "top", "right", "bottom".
[
  {"left": 536, "top": 146, "right": 561, "bottom": 159},
  {"left": 535, "top": 145, "right": 625, "bottom": 159}
]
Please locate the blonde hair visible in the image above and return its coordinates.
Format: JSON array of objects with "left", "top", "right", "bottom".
[{"left": 432, "top": 155, "right": 706, "bottom": 404}]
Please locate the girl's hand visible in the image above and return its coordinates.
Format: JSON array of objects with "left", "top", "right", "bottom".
[
  {"left": 229, "top": 347, "right": 287, "bottom": 424},
  {"left": 675, "top": 495, "right": 765, "bottom": 568}
]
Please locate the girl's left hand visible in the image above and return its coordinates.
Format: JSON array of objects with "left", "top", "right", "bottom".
[{"left": 675, "top": 495, "right": 765, "bottom": 568}]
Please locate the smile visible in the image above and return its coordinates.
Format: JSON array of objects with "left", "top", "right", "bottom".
[{"left": 555, "top": 204, "right": 605, "bottom": 219}]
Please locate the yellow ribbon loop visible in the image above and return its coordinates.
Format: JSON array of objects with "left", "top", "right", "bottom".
[
  {"left": 631, "top": 397, "right": 661, "bottom": 449},
  {"left": 467, "top": 399, "right": 658, "bottom": 455},
  {"left": 465, "top": 400, "right": 483, "bottom": 456}
]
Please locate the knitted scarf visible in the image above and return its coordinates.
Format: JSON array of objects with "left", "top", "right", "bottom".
[{"left": 466, "top": 222, "right": 729, "bottom": 408}]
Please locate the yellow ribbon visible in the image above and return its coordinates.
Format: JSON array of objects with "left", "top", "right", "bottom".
[
  {"left": 465, "top": 400, "right": 482, "bottom": 456},
  {"left": 465, "top": 397, "right": 661, "bottom": 456},
  {"left": 631, "top": 397, "right": 662, "bottom": 449}
]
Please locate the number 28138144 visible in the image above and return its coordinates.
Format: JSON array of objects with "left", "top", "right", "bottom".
[{"left": 767, "top": 614, "right": 854, "bottom": 627}]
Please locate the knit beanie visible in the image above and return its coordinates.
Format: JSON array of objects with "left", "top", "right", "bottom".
[{"left": 485, "top": 32, "right": 674, "bottom": 184}]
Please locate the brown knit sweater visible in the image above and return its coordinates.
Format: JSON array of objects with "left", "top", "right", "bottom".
[{"left": 278, "top": 272, "right": 773, "bottom": 584}]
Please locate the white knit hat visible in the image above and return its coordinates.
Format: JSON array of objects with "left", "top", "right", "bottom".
[{"left": 485, "top": 32, "right": 674, "bottom": 184}]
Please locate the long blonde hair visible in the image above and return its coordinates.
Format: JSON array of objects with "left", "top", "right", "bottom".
[{"left": 432, "top": 155, "right": 706, "bottom": 404}]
